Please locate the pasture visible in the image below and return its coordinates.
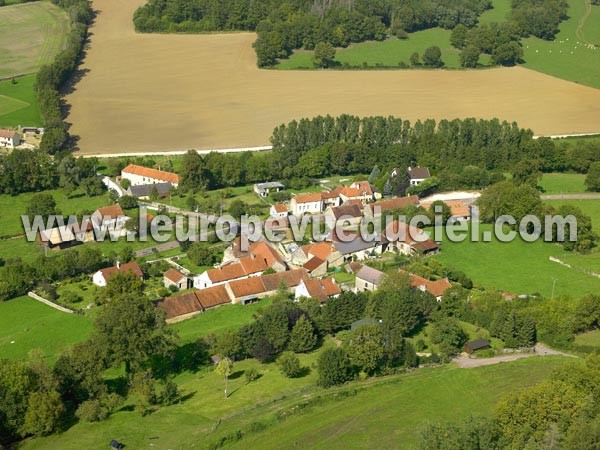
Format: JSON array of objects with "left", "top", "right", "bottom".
[
  {"left": 539, "top": 172, "right": 587, "bottom": 194},
  {"left": 0, "top": 1, "right": 69, "bottom": 78},
  {"left": 434, "top": 224, "right": 600, "bottom": 298},
  {"left": 522, "top": 0, "right": 600, "bottom": 89},
  {"left": 21, "top": 356, "right": 567, "bottom": 450},
  {"left": 0, "top": 296, "right": 92, "bottom": 361},
  {"left": 0, "top": 75, "right": 42, "bottom": 127},
  {"left": 277, "top": 29, "right": 493, "bottom": 70},
  {"left": 544, "top": 198, "right": 600, "bottom": 233},
  {"left": 65, "top": 0, "right": 600, "bottom": 155}
]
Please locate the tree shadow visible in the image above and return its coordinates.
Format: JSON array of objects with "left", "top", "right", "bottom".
[{"left": 228, "top": 370, "right": 244, "bottom": 380}]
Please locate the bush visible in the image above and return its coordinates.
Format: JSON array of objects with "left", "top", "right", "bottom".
[
  {"left": 118, "top": 195, "right": 138, "bottom": 210},
  {"left": 278, "top": 352, "right": 303, "bottom": 378},
  {"left": 245, "top": 368, "right": 261, "bottom": 383},
  {"left": 60, "top": 290, "right": 83, "bottom": 304}
]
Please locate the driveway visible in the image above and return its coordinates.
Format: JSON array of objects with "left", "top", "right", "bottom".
[{"left": 453, "top": 344, "right": 576, "bottom": 369}]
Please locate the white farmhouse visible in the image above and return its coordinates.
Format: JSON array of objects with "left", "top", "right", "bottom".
[
  {"left": 290, "top": 193, "right": 323, "bottom": 216},
  {"left": 121, "top": 164, "right": 180, "bottom": 188},
  {"left": 0, "top": 129, "right": 21, "bottom": 149}
]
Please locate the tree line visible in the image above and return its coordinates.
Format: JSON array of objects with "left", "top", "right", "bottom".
[
  {"left": 133, "top": 0, "right": 493, "bottom": 67},
  {"left": 35, "top": 0, "right": 92, "bottom": 154},
  {"left": 0, "top": 150, "right": 101, "bottom": 195}
]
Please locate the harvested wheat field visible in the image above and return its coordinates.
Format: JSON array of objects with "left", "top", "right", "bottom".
[{"left": 67, "top": 0, "right": 600, "bottom": 155}]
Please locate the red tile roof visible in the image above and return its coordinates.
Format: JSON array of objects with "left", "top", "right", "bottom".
[
  {"left": 412, "top": 239, "right": 439, "bottom": 253},
  {"left": 304, "top": 256, "right": 325, "bottom": 272},
  {"left": 350, "top": 181, "right": 373, "bottom": 196},
  {"left": 239, "top": 254, "right": 270, "bottom": 274},
  {"left": 261, "top": 269, "right": 308, "bottom": 292},
  {"left": 368, "top": 196, "right": 419, "bottom": 214},
  {"left": 328, "top": 203, "right": 363, "bottom": 220},
  {"left": 122, "top": 164, "right": 180, "bottom": 184},
  {"left": 157, "top": 292, "right": 202, "bottom": 319},
  {"left": 301, "top": 278, "right": 341, "bottom": 303},
  {"left": 340, "top": 187, "right": 362, "bottom": 198},
  {"left": 196, "top": 285, "right": 231, "bottom": 309},
  {"left": 322, "top": 186, "right": 343, "bottom": 199},
  {"left": 302, "top": 241, "right": 334, "bottom": 260},
  {"left": 384, "top": 220, "right": 425, "bottom": 244},
  {"left": 249, "top": 242, "right": 284, "bottom": 267},
  {"left": 293, "top": 193, "right": 322, "bottom": 203},
  {"left": 400, "top": 270, "right": 452, "bottom": 298},
  {"left": 0, "top": 129, "right": 18, "bottom": 139},
  {"left": 164, "top": 268, "right": 186, "bottom": 283},
  {"left": 95, "top": 204, "right": 125, "bottom": 219},
  {"left": 421, "top": 200, "right": 470, "bottom": 218},
  {"left": 272, "top": 203, "right": 288, "bottom": 213},
  {"left": 99, "top": 262, "right": 143, "bottom": 281},
  {"left": 228, "top": 276, "right": 266, "bottom": 298}
]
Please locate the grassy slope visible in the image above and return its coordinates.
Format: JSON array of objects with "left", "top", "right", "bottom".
[
  {"left": 173, "top": 298, "right": 274, "bottom": 343},
  {"left": 544, "top": 198, "right": 600, "bottom": 233},
  {"left": 0, "top": 189, "right": 112, "bottom": 238},
  {"left": 0, "top": 1, "right": 69, "bottom": 78},
  {"left": 434, "top": 224, "right": 600, "bottom": 297},
  {"left": 522, "top": 0, "right": 600, "bottom": 89},
  {"left": 22, "top": 355, "right": 567, "bottom": 450},
  {"left": 539, "top": 173, "right": 587, "bottom": 194},
  {"left": 223, "top": 358, "right": 567, "bottom": 450},
  {"left": 574, "top": 329, "right": 600, "bottom": 347},
  {"left": 0, "top": 295, "right": 92, "bottom": 361},
  {"left": 0, "top": 75, "right": 42, "bottom": 127}
]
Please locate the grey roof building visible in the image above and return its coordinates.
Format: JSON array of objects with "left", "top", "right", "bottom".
[{"left": 127, "top": 182, "right": 172, "bottom": 198}]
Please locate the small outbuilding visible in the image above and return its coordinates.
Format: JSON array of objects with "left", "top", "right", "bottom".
[{"left": 464, "top": 339, "right": 491, "bottom": 354}]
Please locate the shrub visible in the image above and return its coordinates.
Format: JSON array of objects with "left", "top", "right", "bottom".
[
  {"left": 245, "top": 368, "right": 261, "bottom": 383},
  {"left": 278, "top": 352, "right": 303, "bottom": 378}
]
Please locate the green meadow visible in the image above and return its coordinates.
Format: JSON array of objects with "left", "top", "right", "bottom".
[
  {"left": 434, "top": 224, "right": 600, "bottom": 298},
  {"left": 539, "top": 172, "right": 587, "bottom": 194},
  {"left": 277, "top": 28, "right": 491, "bottom": 70},
  {"left": 0, "top": 75, "right": 42, "bottom": 127},
  {"left": 522, "top": 0, "right": 600, "bottom": 89},
  {"left": 0, "top": 296, "right": 92, "bottom": 362},
  {"left": 21, "top": 352, "right": 567, "bottom": 450}
]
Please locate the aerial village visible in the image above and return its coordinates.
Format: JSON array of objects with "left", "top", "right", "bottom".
[{"left": 36, "top": 162, "right": 477, "bottom": 324}]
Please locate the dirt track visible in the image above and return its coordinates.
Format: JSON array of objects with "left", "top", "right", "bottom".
[{"left": 67, "top": 0, "right": 600, "bottom": 155}]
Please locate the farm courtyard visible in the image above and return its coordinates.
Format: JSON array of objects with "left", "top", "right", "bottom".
[{"left": 65, "top": 0, "right": 600, "bottom": 155}]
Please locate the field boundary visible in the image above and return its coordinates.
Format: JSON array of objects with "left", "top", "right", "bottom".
[
  {"left": 78, "top": 135, "right": 600, "bottom": 157},
  {"left": 28, "top": 291, "right": 74, "bottom": 314}
]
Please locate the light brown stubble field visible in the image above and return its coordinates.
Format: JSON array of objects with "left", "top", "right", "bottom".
[{"left": 66, "top": 0, "right": 600, "bottom": 155}]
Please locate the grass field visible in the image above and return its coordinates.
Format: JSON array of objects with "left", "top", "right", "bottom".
[
  {"left": 434, "top": 224, "right": 600, "bottom": 298},
  {"left": 0, "top": 189, "right": 112, "bottom": 238},
  {"left": 539, "top": 172, "right": 587, "bottom": 194},
  {"left": 279, "top": 0, "right": 600, "bottom": 92},
  {"left": 544, "top": 198, "right": 600, "bottom": 233},
  {"left": 0, "top": 1, "right": 70, "bottom": 78},
  {"left": 574, "top": 329, "right": 600, "bottom": 347},
  {"left": 65, "top": 0, "right": 600, "bottom": 155},
  {"left": 276, "top": 29, "right": 493, "bottom": 70},
  {"left": 523, "top": 0, "right": 600, "bottom": 89},
  {"left": 479, "top": 0, "right": 512, "bottom": 24},
  {"left": 21, "top": 354, "right": 567, "bottom": 450},
  {"left": 0, "top": 296, "right": 92, "bottom": 361},
  {"left": 0, "top": 74, "right": 42, "bottom": 127}
]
